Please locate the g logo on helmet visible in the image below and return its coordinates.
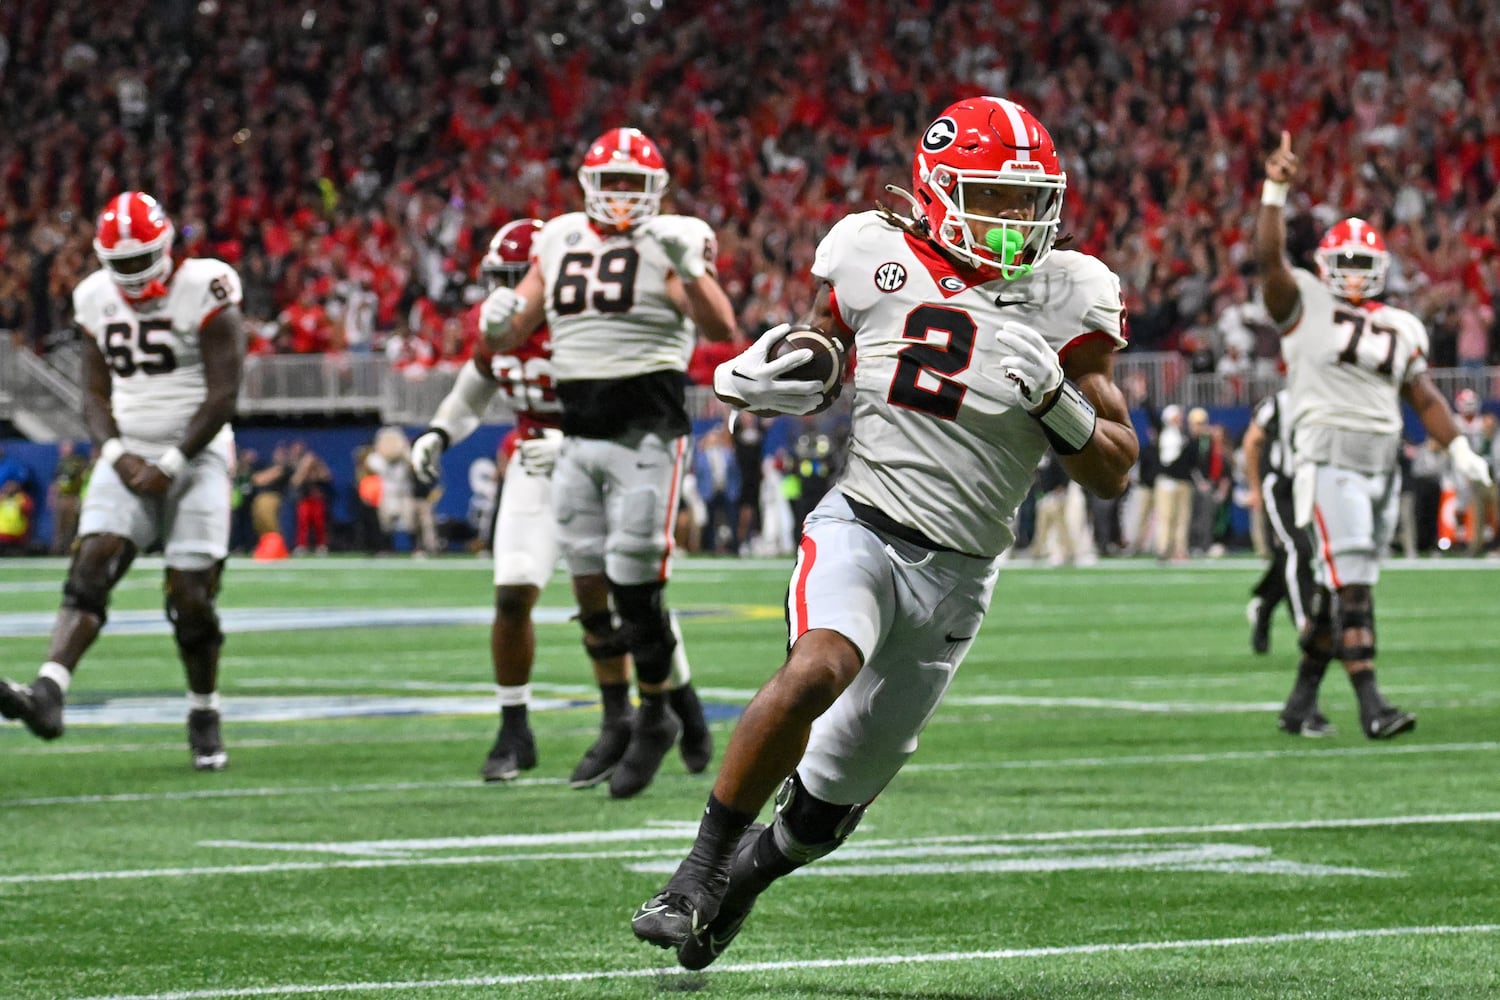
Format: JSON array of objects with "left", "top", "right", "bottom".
[{"left": 922, "top": 117, "right": 958, "bottom": 153}]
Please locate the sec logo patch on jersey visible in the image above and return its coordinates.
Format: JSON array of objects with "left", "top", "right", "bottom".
[{"left": 874, "top": 262, "right": 907, "bottom": 292}]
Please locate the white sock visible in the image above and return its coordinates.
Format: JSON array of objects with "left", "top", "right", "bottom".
[
  {"left": 39, "top": 661, "right": 72, "bottom": 694},
  {"left": 188, "top": 691, "right": 220, "bottom": 711},
  {"left": 496, "top": 684, "right": 531, "bottom": 708}
]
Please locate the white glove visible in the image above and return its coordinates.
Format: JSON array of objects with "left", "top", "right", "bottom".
[
  {"left": 1448, "top": 435, "right": 1494, "bottom": 487},
  {"left": 480, "top": 287, "right": 525, "bottom": 344},
  {"left": 640, "top": 217, "right": 708, "bottom": 279},
  {"left": 994, "top": 319, "right": 1064, "bottom": 412},
  {"left": 517, "top": 428, "right": 563, "bottom": 476},
  {"left": 410, "top": 429, "right": 448, "bottom": 486},
  {"left": 712, "top": 324, "right": 825, "bottom": 415}
]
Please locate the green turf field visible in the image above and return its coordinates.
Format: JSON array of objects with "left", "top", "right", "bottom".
[{"left": 2, "top": 555, "right": 1498, "bottom": 999}]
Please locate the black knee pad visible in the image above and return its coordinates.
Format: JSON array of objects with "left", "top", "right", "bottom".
[
  {"left": 1298, "top": 586, "right": 1335, "bottom": 660},
  {"left": 166, "top": 582, "right": 224, "bottom": 655},
  {"left": 61, "top": 538, "right": 135, "bottom": 623},
  {"left": 578, "top": 609, "right": 628, "bottom": 661},
  {"left": 769, "top": 771, "right": 867, "bottom": 866},
  {"left": 1334, "top": 584, "right": 1376, "bottom": 661},
  {"left": 610, "top": 581, "right": 676, "bottom": 684}
]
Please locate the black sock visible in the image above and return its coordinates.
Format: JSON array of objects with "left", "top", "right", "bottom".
[
  {"left": 501, "top": 703, "right": 529, "bottom": 730},
  {"left": 1350, "top": 669, "right": 1384, "bottom": 717},
  {"left": 698, "top": 794, "right": 757, "bottom": 857},
  {"left": 599, "top": 682, "right": 632, "bottom": 724},
  {"left": 638, "top": 689, "right": 669, "bottom": 722},
  {"left": 1283, "top": 656, "right": 1329, "bottom": 718},
  {"left": 669, "top": 683, "right": 707, "bottom": 735}
]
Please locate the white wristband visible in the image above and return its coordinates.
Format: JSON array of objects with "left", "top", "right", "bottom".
[
  {"left": 155, "top": 447, "right": 188, "bottom": 479},
  {"left": 99, "top": 438, "right": 125, "bottom": 467},
  {"left": 1032, "top": 379, "right": 1097, "bottom": 455},
  {"left": 1261, "top": 180, "right": 1289, "bottom": 207}
]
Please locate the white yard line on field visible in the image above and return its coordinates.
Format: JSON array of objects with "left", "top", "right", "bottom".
[
  {"left": 6, "top": 742, "right": 1496, "bottom": 808},
  {"left": 4, "top": 810, "right": 1498, "bottom": 886},
  {"left": 72, "top": 923, "right": 1500, "bottom": 1000}
]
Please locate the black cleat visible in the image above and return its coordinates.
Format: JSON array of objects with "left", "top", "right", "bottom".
[
  {"left": 1278, "top": 708, "right": 1337, "bottom": 738},
  {"left": 569, "top": 717, "right": 634, "bottom": 789},
  {"left": 0, "top": 676, "right": 65, "bottom": 740},
  {"left": 1248, "top": 597, "right": 1271, "bottom": 654},
  {"left": 608, "top": 703, "right": 681, "bottom": 800},
  {"left": 480, "top": 725, "right": 537, "bottom": 782},
  {"left": 187, "top": 708, "right": 228, "bottom": 771},
  {"left": 669, "top": 684, "right": 713, "bottom": 774},
  {"left": 632, "top": 848, "right": 735, "bottom": 950},
  {"left": 677, "top": 823, "right": 767, "bottom": 970},
  {"left": 1363, "top": 706, "right": 1416, "bottom": 740}
]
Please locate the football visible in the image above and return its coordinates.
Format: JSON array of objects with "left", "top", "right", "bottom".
[{"left": 765, "top": 325, "right": 846, "bottom": 415}]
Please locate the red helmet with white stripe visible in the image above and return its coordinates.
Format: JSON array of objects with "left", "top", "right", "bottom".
[
  {"left": 481, "top": 218, "right": 542, "bottom": 291},
  {"left": 93, "top": 191, "right": 175, "bottom": 301},
  {"left": 1316, "top": 218, "right": 1389, "bottom": 302},
  {"left": 910, "top": 97, "right": 1066, "bottom": 277},
  {"left": 578, "top": 127, "right": 668, "bottom": 231}
]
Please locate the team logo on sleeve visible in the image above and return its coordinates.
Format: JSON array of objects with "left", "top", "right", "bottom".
[
  {"left": 874, "top": 262, "right": 907, "bottom": 292},
  {"left": 921, "top": 117, "right": 958, "bottom": 152}
]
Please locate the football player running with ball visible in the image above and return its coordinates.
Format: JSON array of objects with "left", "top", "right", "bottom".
[
  {"left": 479, "top": 128, "right": 734, "bottom": 798},
  {"left": 632, "top": 97, "right": 1137, "bottom": 967},
  {"left": 410, "top": 219, "right": 710, "bottom": 786},
  {"left": 1257, "top": 131, "right": 1493, "bottom": 739},
  {"left": 0, "top": 192, "right": 243, "bottom": 771}
]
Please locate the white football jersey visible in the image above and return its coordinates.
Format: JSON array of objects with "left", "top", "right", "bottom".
[
  {"left": 816, "top": 211, "right": 1126, "bottom": 557},
  {"left": 1280, "top": 268, "right": 1427, "bottom": 441},
  {"left": 531, "top": 212, "right": 711, "bottom": 382},
  {"left": 72, "top": 258, "right": 243, "bottom": 452}
]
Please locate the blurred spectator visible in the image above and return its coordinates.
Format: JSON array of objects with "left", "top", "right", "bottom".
[
  {"left": 46, "top": 440, "right": 88, "bottom": 554},
  {"left": 352, "top": 445, "right": 388, "bottom": 555},
  {"left": 0, "top": 446, "right": 38, "bottom": 499},
  {"left": 693, "top": 425, "right": 739, "bottom": 555},
  {"left": 0, "top": 479, "right": 34, "bottom": 554},
  {"left": 250, "top": 444, "right": 293, "bottom": 544},
  {"left": 1153, "top": 405, "right": 1194, "bottom": 562},
  {"left": 290, "top": 444, "right": 333, "bottom": 555},
  {"left": 229, "top": 449, "right": 258, "bottom": 555}
]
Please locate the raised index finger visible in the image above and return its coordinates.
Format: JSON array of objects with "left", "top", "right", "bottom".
[{"left": 1279, "top": 130, "right": 1292, "bottom": 155}]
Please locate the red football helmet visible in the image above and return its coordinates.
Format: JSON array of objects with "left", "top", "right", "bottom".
[
  {"left": 93, "top": 191, "right": 175, "bottom": 301},
  {"left": 909, "top": 97, "right": 1065, "bottom": 277},
  {"left": 1316, "top": 218, "right": 1389, "bottom": 302},
  {"left": 578, "top": 127, "right": 668, "bottom": 230},
  {"left": 481, "top": 218, "right": 542, "bottom": 291}
]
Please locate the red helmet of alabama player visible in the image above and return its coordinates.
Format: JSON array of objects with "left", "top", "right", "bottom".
[
  {"left": 93, "top": 191, "right": 176, "bottom": 301},
  {"left": 1316, "top": 218, "right": 1389, "bottom": 302},
  {"left": 481, "top": 218, "right": 542, "bottom": 292},
  {"left": 909, "top": 97, "right": 1066, "bottom": 278},
  {"left": 578, "top": 127, "right": 668, "bottom": 231}
]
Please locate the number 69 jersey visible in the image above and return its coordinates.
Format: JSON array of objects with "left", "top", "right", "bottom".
[
  {"left": 72, "top": 258, "right": 243, "bottom": 451},
  {"left": 815, "top": 211, "right": 1125, "bottom": 558},
  {"left": 531, "top": 212, "right": 709, "bottom": 381},
  {"left": 1280, "top": 268, "right": 1428, "bottom": 441}
]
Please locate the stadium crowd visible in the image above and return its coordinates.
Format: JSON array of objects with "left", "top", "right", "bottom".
[{"left": 3, "top": 0, "right": 1500, "bottom": 377}]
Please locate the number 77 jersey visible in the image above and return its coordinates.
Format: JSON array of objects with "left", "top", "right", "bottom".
[
  {"left": 814, "top": 211, "right": 1126, "bottom": 558},
  {"left": 1279, "top": 268, "right": 1429, "bottom": 439},
  {"left": 72, "top": 257, "right": 243, "bottom": 448}
]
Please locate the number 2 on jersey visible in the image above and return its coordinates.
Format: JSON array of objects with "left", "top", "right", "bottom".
[
  {"left": 887, "top": 305, "right": 976, "bottom": 420},
  {"left": 1333, "top": 307, "right": 1399, "bottom": 379}
]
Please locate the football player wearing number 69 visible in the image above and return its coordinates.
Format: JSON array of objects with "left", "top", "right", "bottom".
[
  {"left": 479, "top": 128, "right": 735, "bottom": 799},
  {"left": 1257, "top": 130, "right": 1493, "bottom": 741},
  {"left": 632, "top": 96, "right": 1137, "bottom": 968},
  {"left": 1, "top": 192, "right": 243, "bottom": 772}
]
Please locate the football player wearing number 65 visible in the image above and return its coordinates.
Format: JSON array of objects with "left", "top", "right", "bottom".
[
  {"left": 1257, "top": 130, "right": 1493, "bottom": 741},
  {"left": 632, "top": 96, "right": 1137, "bottom": 968},
  {"left": 0, "top": 192, "right": 243, "bottom": 772},
  {"left": 480, "top": 128, "right": 735, "bottom": 799}
]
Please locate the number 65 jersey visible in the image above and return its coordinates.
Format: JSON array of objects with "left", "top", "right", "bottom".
[
  {"left": 72, "top": 258, "right": 243, "bottom": 453},
  {"left": 815, "top": 211, "right": 1125, "bottom": 559}
]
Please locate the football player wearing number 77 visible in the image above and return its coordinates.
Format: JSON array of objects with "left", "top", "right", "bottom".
[
  {"left": 633, "top": 96, "right": 1137, "bottom": 968},
  {"left": 1257, "top": 129, "right": 1493, "bottom": 741}
]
